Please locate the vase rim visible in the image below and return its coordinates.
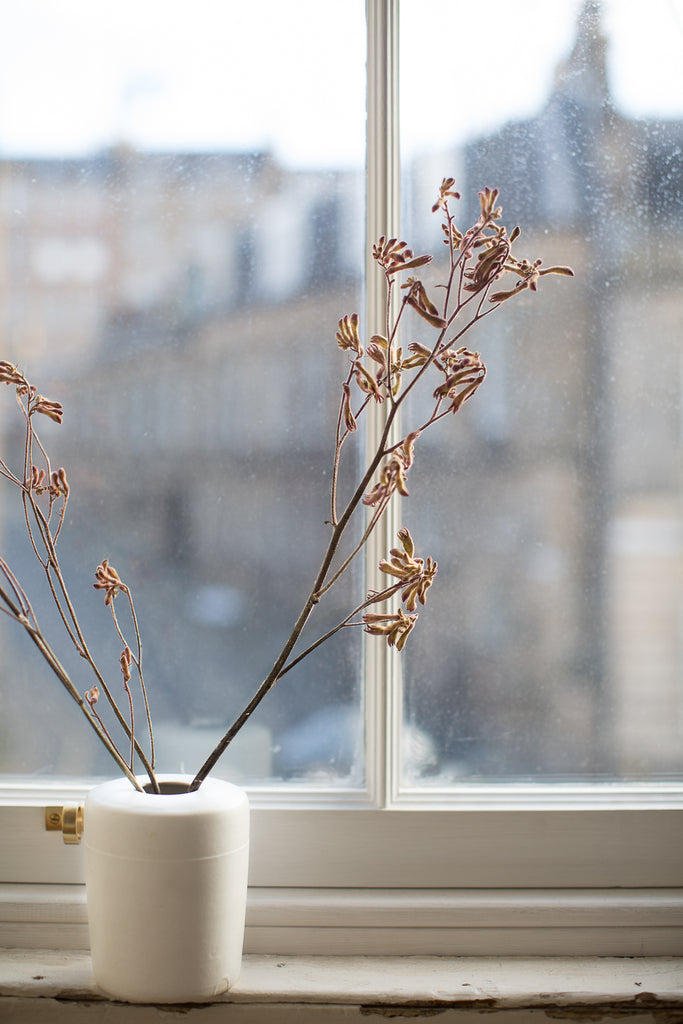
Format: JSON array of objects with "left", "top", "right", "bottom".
[{"left": 84, "top": 773, "right": 248, "bottom": 817}]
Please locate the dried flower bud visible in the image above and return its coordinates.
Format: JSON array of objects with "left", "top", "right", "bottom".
[
  {"left": 85, "top": 686, "right": 100, "bottom": 706},
  {"left": 379, "top": 534, "right": 423, "bottom": 583},
  {"left": 433, "top": 348, "right": 486, "bottom": 413},
  {"left": 363, "top": 461, "right": 397, "bottom": 506},
  {"left": 402, "top": 342, "right": 432, "bottom": 370},
  {"left": 353, "top": 361, "right": 383, "bottom": 402},
  {"left": 396, "top": 527, "right": 415, "bottom": 559},
  {"left": 489, "top": 259, "right": 574, "bottom": 303},
  {"left": 373, "top": 236, "right": 432, "bottom": 276},
  {"left": 48, "top": 467, "right": 69, "bottom": 498},
  {"left": 336, "top": 313, "right": 363, "bottom": 355},
  {"left": 30, "top": 395, "right": 64, "bottom": 424},
  {"left": 367, "top": 336, "right": 388, "bottom": 374},
  {"left": 401, "top": 431, "right": 420, "bottom": 469},
  {"left": 362, "top": 612, "right": 396, "bottom": 626},
  {"left": 463, "top": 235, "right": 510, "bottom": 294},
  {"left": 363, "top": 607, "right": 417, "bottom": 651},
  {"left": 94, "top": 558, "right": 127, "bottom": 605},
  {"left": 443, "top": 220, "right": 464, "bottom": 248},
  {"left": 541, "top": 265, "right": 574, "bottom": 278},
  {"left": 402, "top": 279, "right": 448, "bottom": 329},
  {"left": 432, "top": 176, "right": 461, "bottom": 212},
  {"left": 0, "top": 361, "right": 28, "bottom": 388},
  {"left": 362, "top": 480, "right": 388, "bottom": 508},
  {"left": 401, "top": 556, "right": 438, "bottom": 612},
  {"left": 363, "top": 451, "right": 412, "bottom": 508},
  {"left": 120, "top": 647, "right": 132, "bottom": 683},
  {"left": 393, "top": 457, "right": 410, "bottom": 498},
  {"left": 341, "top": 382, "right": 357, "bottom": 433},
  {"left": 379, "top": 553, "right": 422, "bottom": 581},
  {"left": 478, "top": 186, "right": 502, "bottom": 221},
  {"left": 375, "top": 528, "right": 438, "bottom": 614},
  {"left": 31, "top": 465, "right": 47, "bottom": 493}
]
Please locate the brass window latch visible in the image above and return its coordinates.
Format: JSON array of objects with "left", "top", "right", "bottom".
[{"left": 45, "top": 805, "right": 84, "bottom": 845}]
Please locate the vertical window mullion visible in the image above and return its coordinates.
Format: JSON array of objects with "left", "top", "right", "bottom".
[{"left": 364, "top": 0, "right": 402, "bottom": 807}]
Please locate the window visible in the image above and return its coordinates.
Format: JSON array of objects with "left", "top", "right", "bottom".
[
  {"left": 0, "top": 0, "right": 366, "bottom": 786},
  {"left": 1, "top": 0, "right": 682, "bottom": 958},
  {"left": 400, "top": 0, "right": 683, "bottom": 785}
]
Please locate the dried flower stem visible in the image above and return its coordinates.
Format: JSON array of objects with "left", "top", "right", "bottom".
[
  {"left": 331, "top": 367, "right": 373, "bottom": 527},
  {"left": 274, "top": 578, "right": 411, "bottom": 680},
  {"left": 0, "top": 559, "right": 144, "bottom": 790},
  {"left": 318, "top": 495, "right": 390, "bottom": 600},
  {"left": 189, "top": 181, "right": 572, "bottom": 790},
  {"left": 188, "top": 402, "right": 405, "bottom": 789},
  {"left": 1, "top": 181, "right": 572, "bottom": 792},
  {"left": 0, "top": 365, "right": 159, "bottom": 791},
  {"left": 108, "top": 594, "right": 155, "bottom": 773}
]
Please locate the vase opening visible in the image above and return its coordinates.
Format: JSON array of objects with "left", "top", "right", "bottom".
[{"left": 143, "top": 780, "right": 191, "bottom": 795}]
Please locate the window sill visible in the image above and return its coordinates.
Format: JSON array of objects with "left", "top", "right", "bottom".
[
  {"left": 1, "top": 951, "right": 682, "bottom": 1020},
  {"left": 4, "top": 883, "right": 683, "bottom": 957}
]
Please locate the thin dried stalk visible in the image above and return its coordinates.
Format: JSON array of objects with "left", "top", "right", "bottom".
[
  {"left": 0, "top": 181, "right": 572, "bottom": 792},
  {"left": 0, "top": 364, "right": 159, "bottom": 791},
  {"left": 189, "top": 181, "right": 572, "bottom": 790}
]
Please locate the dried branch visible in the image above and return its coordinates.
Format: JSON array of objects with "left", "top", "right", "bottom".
[
  {"left": 0, "top": 179, "right": 572, "bottom": 793},
  {"left": 189, "top": 180, "right": 572, "bottom": 790},
  {"left": 0, "top": 366, "right": 159, "bottom": 792}
]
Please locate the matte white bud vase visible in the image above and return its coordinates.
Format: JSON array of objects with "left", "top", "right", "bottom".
[{"left": 84, "top": 774, "right": 249, "bottom": 1004}]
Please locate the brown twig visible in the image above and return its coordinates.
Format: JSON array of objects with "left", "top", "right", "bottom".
[
  {"left": 0, "top": 181, "right": 572, "bottom": 793},
  {"left": 189, "top": 181, "right": 572, "bottom": 790}
]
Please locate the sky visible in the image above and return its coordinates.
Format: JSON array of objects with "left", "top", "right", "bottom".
[{"left": 0, "top": 0, "right": 682, "bottom": 168}]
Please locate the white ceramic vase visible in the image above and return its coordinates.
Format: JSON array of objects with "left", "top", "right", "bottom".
[{"left": 84, "top": 774, "right": 249, "bottom": 1003}]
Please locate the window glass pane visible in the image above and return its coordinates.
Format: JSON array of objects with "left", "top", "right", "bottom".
[
  {"left": 0, "top": 1, "right": 366, "bottom": 785},
  {"left": 400, "top": 0, "right": 683, "bottom": 783}
]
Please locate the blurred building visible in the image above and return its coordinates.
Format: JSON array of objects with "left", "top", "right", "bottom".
[
  {"left": 0, "top": 148, "right": 364, "bottom": 778},
  {"left": 0, "top": 149, "right": 361, "bottom": 372}
]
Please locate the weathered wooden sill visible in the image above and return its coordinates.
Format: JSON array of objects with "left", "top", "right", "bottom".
[{"left": 1, "top": 952, "right": 682, "bottom": 1021}]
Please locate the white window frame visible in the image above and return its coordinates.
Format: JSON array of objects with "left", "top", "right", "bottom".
[{"left": 1, "top": 0, "right": 682, "bottom": 957}]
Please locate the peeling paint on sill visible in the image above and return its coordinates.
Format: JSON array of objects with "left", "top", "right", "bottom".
[
  {"left": 357, "top": 996, "right": 683, "bottom": 1021},
  {"left": 360, "top": 1003, "right": 496, "bottom": 1017}
]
